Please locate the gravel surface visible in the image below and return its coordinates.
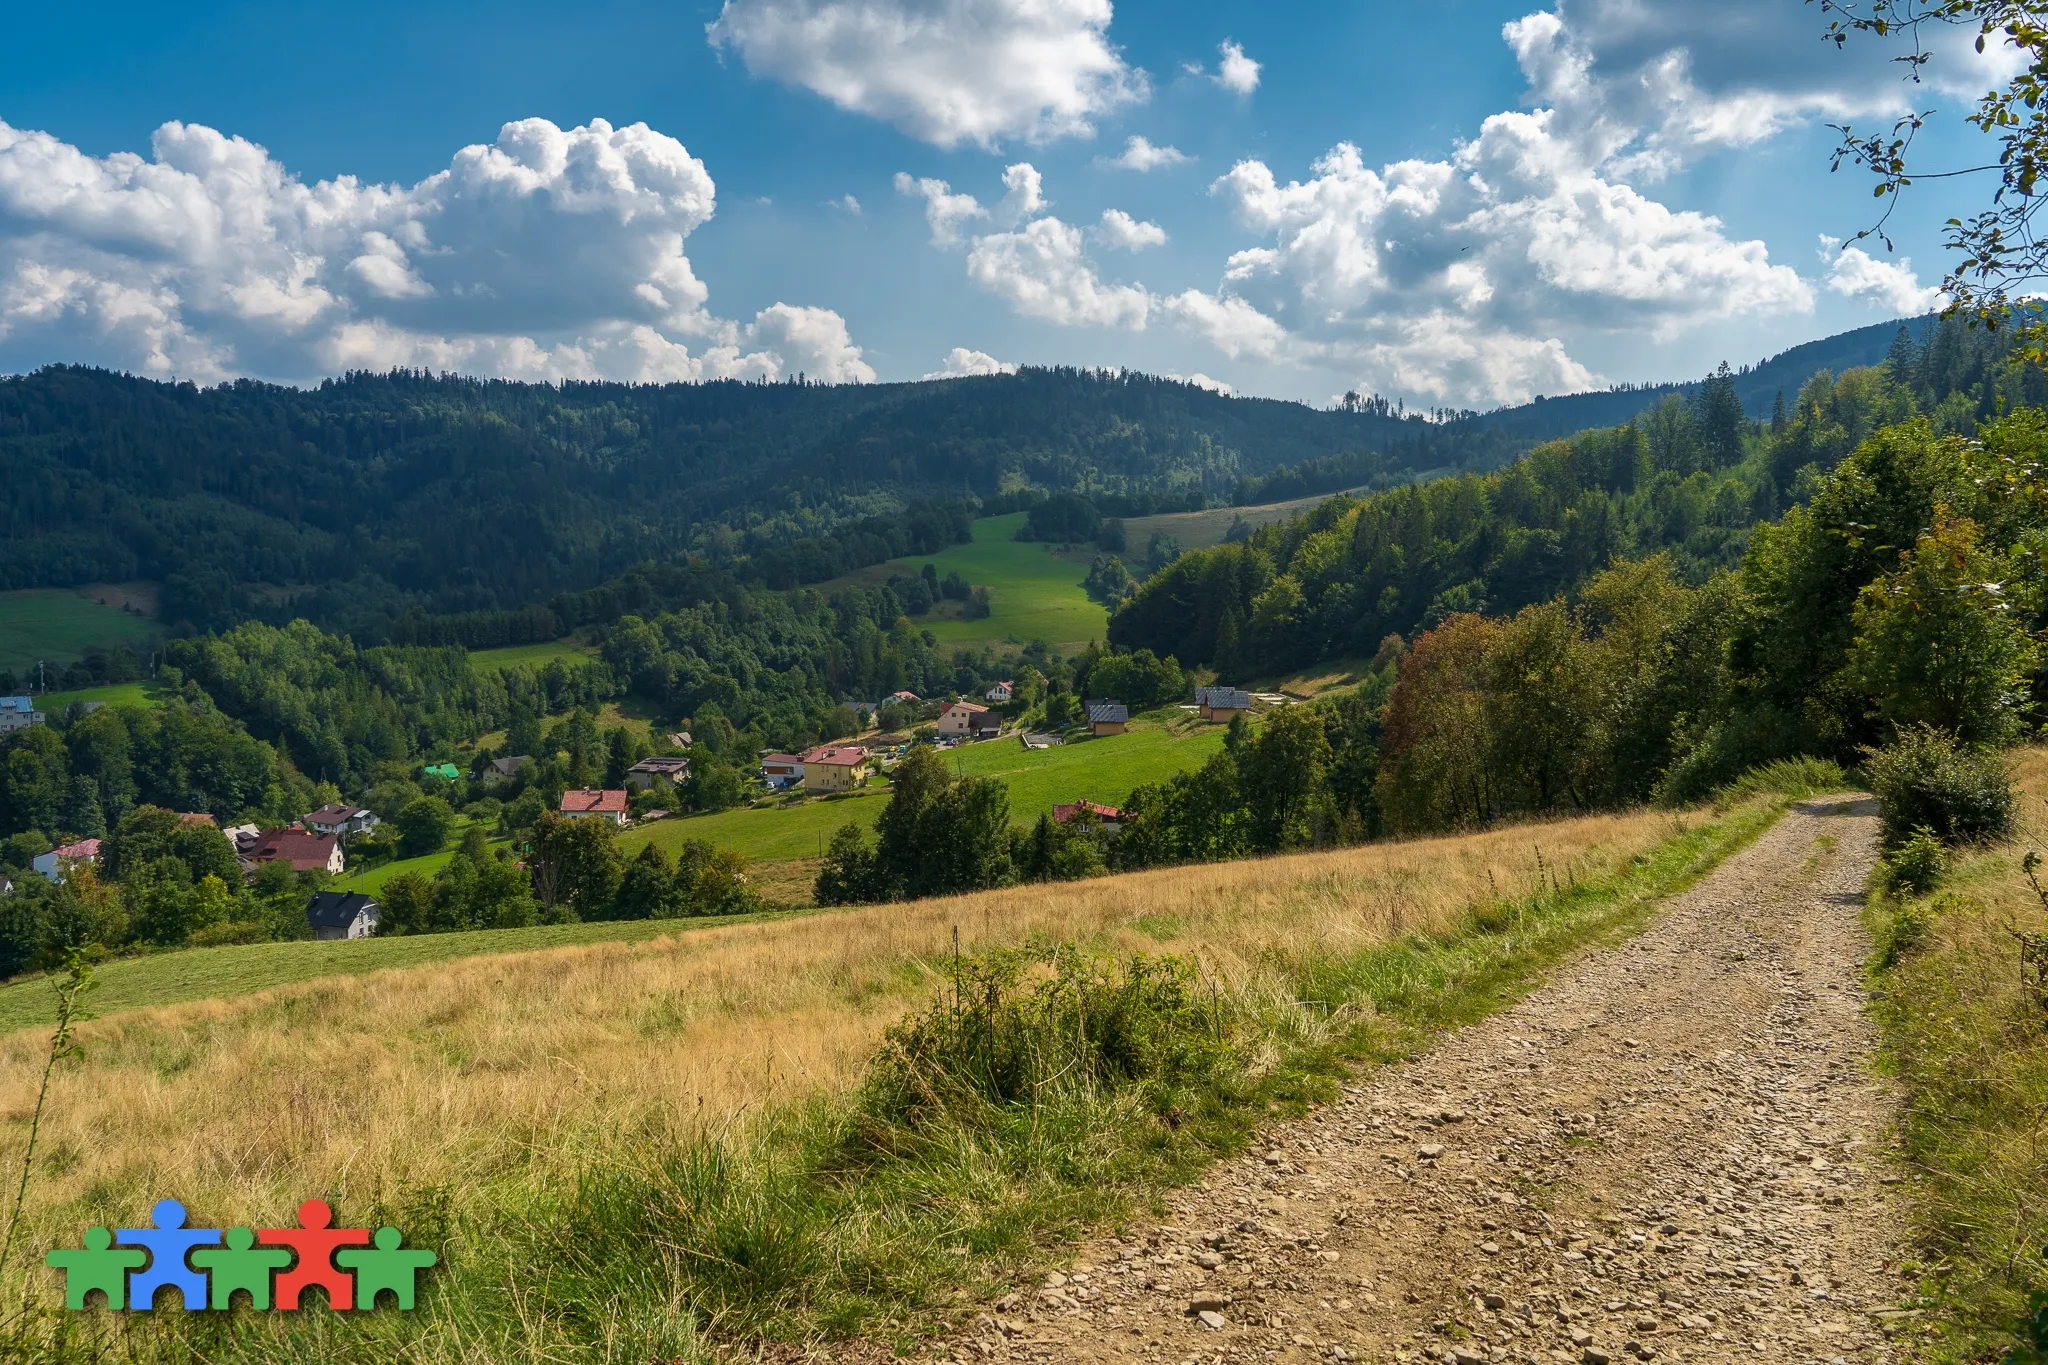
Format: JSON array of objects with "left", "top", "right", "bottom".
[{"left": 954, "top": 796, "right": 1909, "bottom": 1365}]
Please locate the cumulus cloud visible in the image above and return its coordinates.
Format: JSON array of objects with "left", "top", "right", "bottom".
[
  {"left": 966, "top": 215, "right": 1149, "bottom": 328},
  {"left": 1167, "top": 370, "right": 1232, "bottom": 395},
  {"left": 1213, "top": 41, "right": 1261, "bottom": 95},
  {"left": 924, "top": 345, "right": 1018, "bottom": 378},
  {"left": 894, "top": 170, "right": 989, "bottom": 245},
  {"left": 1102, "top": 135, "right": 1189, "bottom": 172},
  {"left": 998, "top": 162, "right": 1047, "bottom": 221},
  {"left": 706, "top": 0, "right": 1145, "bottom": 150},
  {"left": 1096, "top": 208, "right": 1165, "bottom": 250},
  {"left": 0, "top": 116, "right": 872, "bottom": 384},
  {"left": 1820, "top": 236, "right": 1947, "bottom": 314}
]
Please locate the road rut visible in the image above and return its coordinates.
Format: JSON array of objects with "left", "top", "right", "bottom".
[{"left": 960, "top": 796, "right": 1909, "bottom": 1365}]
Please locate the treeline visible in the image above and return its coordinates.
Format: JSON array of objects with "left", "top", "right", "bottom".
[
  {"left": 0, "top": 366, "right": 1451, "bottom": 639},
  {"left": 1110, "top": 319, "right": 2036, "bottom": 677}
]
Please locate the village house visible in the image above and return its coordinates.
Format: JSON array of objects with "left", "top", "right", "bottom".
[
  {"left": 1085, "top": 701, "right": 1129, "bottom": 737},
  {"left": 247, "top": 828, "right": 345, "bottom": 877},
  {"left": 624, "top": 756, "right": 690, "bottom": 792},
  {"left": 937, "top": 699, "right": 990, "bottom": 738},
  {"left": 760, "top": 753, "right": 804, "bottom": 789},
  {"left": 482, "top": 755, "right": 533, "bottom": 787},
  {"left": 304, "top": 890, "right": 379, "bottom": 940},
  {"left": 1052, "top": 800, "right": 1124, "bottom": 829},
  {"left": 801, "top": 745, "right": 870, "bottom": 793},
  {"left": 0, "top": 697, "right": 44, "bottom": 733},
  {"left": 889, "top": 690, "right": 920, "bottom": 704},
  {"left": 420, "top": 761, "right": 462, "bottom": 782},
  {"left": 984, "top": 680, "right": 1013, "bottom": 703},
  {"left": 559, "top": 789, "right": 629, "bottom": 825},
  {"left": 1194, "top": 685, "right": 1253, "bottom": 722},
  {"left": 304, "top": 804, "right": 380, "bottom": 837},
  {"left": 32, "top": 838, "right": 101, "bottom": 883}
]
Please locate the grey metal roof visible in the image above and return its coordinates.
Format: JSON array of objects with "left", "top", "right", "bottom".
[
  {"left": 1195, "top": 686, "right": 1252, "bottom": 709},
  {"left": 304, "top": 891, "right": 378, "bottom": 930},
  {"left": 1085, "top": 700, "right": 1128, "bottom": 724}
]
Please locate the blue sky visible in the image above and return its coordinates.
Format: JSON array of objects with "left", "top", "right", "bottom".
[{"left": 0, "top": 0, "right": 2010, "bottom": 406}]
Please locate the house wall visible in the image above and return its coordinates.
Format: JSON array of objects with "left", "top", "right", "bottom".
[
  {"left": 1090, "top": 720, "right": 1128, "bottom": 736},
  {"left": 803, "top": 763, "right": 865, "bottom": 792}
]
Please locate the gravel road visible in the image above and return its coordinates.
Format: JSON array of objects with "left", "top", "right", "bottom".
[{"left": 958, "top": 795, "right": 1909, "bottom": 1365}]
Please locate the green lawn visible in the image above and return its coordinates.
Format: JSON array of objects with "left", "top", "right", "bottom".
[
  {"left": 623, "top": 719, "right": 1227, "bottom": 864},
  {"left": 28, "top": 680, "right": 162, "bottom": 714},
  {"left": 825, "top": 513, "right": 1108, "bottom": 648},
  {"left": 0, "top": 589, "right": 158, "bottom": 674},
  {"left": 467, "top": 640, "right": 599, "bottom": 672},
  {"left": 1122, "top": 489, "right": 1364, "bottom": 555},
  {"left": 0, "top": 910, "right": 804, "bottom": 1036}
]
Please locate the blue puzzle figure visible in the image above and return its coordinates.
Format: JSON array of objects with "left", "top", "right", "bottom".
[{"left": 117, "top": 1198, "right": 221, "bottom": 1311}]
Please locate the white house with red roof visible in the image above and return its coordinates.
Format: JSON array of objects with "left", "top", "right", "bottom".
[{"left": 559, "top": 789, "right": 629, "bottom": 825}]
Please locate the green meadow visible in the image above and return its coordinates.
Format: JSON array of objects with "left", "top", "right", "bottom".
[
  {"left": 24, "top": 680, "right": 162, "bottom": 714},
  {"left": 0, "top": 589, "right": 158, "bottom": 675},
  {"left": 466, "top": 639, "right": 600, "bottom": 672},
  {"left": 622, "top": 717, "right": 1227, "bottom": 865},
  {"left": 827, "top": 512, "right": 1108, "bottom": 647},
  {"left": 1122, "top": 488, "right": 1363, "bottom": 555},
  {"left": 0, "top": 909, "right": 800, "bottom": 1035}
]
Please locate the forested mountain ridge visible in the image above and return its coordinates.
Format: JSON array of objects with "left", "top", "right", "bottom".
[
  {"left": 1108, "top": 314, "right": 2039, "bottom": 679},
  {"left": 0, "top": 318, "right": 1919, "bottom": 642}
]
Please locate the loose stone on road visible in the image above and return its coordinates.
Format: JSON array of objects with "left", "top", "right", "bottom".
[{"left": 959, "top": 795, "right": 1909, "bottom": 1365}]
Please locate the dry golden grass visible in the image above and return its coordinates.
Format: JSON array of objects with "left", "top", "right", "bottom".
[{"left": 0, "top": 807, "right": 1678, "bottom": 1249}]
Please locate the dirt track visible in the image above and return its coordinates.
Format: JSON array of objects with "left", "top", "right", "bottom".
[{"left": 959, "top": 796, "right": 1912, "bottom": 1365}]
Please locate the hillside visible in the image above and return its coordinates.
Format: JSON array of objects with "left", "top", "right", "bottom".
[{"left": 0, "top": 319, "right": 1923, "bottom": 649}]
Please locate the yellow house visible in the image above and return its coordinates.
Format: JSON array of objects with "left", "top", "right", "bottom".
[{"left": 801, "top": 745, "right": 869, "bottom": 792}]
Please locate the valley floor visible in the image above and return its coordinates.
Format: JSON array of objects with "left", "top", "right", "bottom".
[{"left": 950, "top": 795, "right": 1909, "bottom": 1365}]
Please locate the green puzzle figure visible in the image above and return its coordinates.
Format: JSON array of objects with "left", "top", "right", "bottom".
[
  {"left": 46, "top": 1227, "right": 146, "bottom": 1310},
  {"left": 335, "top": 1227, "right": 436, "bottom": 1310},
  {"left": 189, "top": 1227, "right": 293, "bottom": 1310}
]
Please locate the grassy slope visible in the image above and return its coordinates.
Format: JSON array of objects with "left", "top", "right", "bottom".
[
  {"left": 819, "top": 512, "right": 1107, "bottom": 648},
  {"left": 622, "top": 718, "right": 1228, "bottom": 864},
  {"left": 0, "top": 910, "right": 802, "bottom": 1036},
  {"left": 1864, "top": 745, "right": 2048, "bottom": 1361},
  {"left": 1122, "top": 489, "right": 1363, "bottom": 554},
  {"left": 25, "top": 681, "right": 162, "bottom": 713},
  {"left": 466, "top": 639, "right": 598, "bottom": 672},
  {"left": 0, "top": 796, "right": 1788, "bottom": 1364},
  {"left": 0, "top": 589, "right": 158, "bottom": 674}
]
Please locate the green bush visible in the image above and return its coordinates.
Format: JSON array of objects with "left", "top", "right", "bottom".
[
  {"left": 856, "top": 946, "right": 1232, "bottom": 1138},
  {"left": 1876, "top": 826, "right": 1948, "bottom": 897},
  {"left": 1713, "top": 756, "right": 1850, "bottom": 805},
  {"left": 1864, "top": 727, "right": 2017, "bottom": 849}
]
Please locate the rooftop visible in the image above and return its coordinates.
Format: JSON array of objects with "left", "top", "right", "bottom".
[
  {"left": 560, "top": 789, "right": 628, "bottom": 815},
  {"left": 1085, "top": 701, "right": 1129, "bottom": 724},
  {"left": 305, "top": 890, "right": 378, "bottom": 930}
]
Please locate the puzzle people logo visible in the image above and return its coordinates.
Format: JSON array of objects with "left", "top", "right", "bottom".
[{"left": 46, "top": 1198, "right": 436, "bottom": 1312}]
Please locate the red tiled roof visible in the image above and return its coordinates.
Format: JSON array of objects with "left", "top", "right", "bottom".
[
  {"left": 1052, "top": 801, "right": 1122, "bottom": 823},
  {"left": 802, "top": 746, "right": 867, "bottom": 767},
  {"left": 560, "top": 789, "right": 629, "bottom": 815},
  {"left": 249, "top": 828, "right": 336, "bottom": 872},
  {"left": 940, "top": 700, "right": 989, "bottom": 715},
  {"left": 49, "top": 838, "right": 102, "bottom": 861}
]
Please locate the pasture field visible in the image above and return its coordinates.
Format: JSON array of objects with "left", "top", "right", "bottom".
[
  {"left": 0, "top": 795, "right": 1779, "bottom": 1362},
  {"left": 26, "top": 680, "right": 162, "bottom": 714},
  {"left": 1122, "top": 488, "right": 1363, "bottom": 554},
  {"left": 464, "top": 639, "right": 598, "bottom": 672},
  {"left": 0, "top": 588, "right": 158, "bottom": 674},
  {"left": 0, "top": 909, "right": 798, "bottom": 1035},
  {"left": 621, "top": 718, "right": 1228, "bottom": 865},
  {"left": 822, "top": 512, "right": 1108, "bottom": 647}
]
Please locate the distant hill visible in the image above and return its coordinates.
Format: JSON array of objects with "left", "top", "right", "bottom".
[
  {"left": 1462, "top": 315, "right": 1935, "bottom": 444},
  {"left": 0, "top": 316, "right": 1938, "bottom": 640}
]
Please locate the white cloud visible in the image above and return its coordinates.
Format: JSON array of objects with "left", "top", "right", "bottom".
[
  {"left": 924, "top": 345, "right": 1018, "bottom": 378},
  {"left": 893, "top": 171, "right": 988, "bottom": 246},
  {"left": 0, "top": 115, "right": 871, "bottom": 384},
  {"left": 1214, "top": 41, "right": 1261, "bottom": 95},
  {"left": 1167, "top": 370, "right": 1232, "bottom": 395},
  {"left": 1095, "top": 208, "right": 1165, "bottom": 251},
  {"left": 998, "top": 162, "right": 1046, "bottom": 222},
  {"left": 1820, "top": 236, "right": 1946, "bottom": 314},
  {"left": 706, "top": 0, "right": 1145, "bottom": 150},
  {"left": 1102, "top": 135, "right": 1189, "bottom": 172},
  {"left": 831, "top": 193, "right": 862, "bottom": 214},
  {"left": 966, "top": 215, "right": 1149, "bottom": 328}
]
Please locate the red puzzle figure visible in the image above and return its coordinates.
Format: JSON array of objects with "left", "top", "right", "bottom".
[{"left": 257, "top": 1200, "right": 369, "bottom": 1310}]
